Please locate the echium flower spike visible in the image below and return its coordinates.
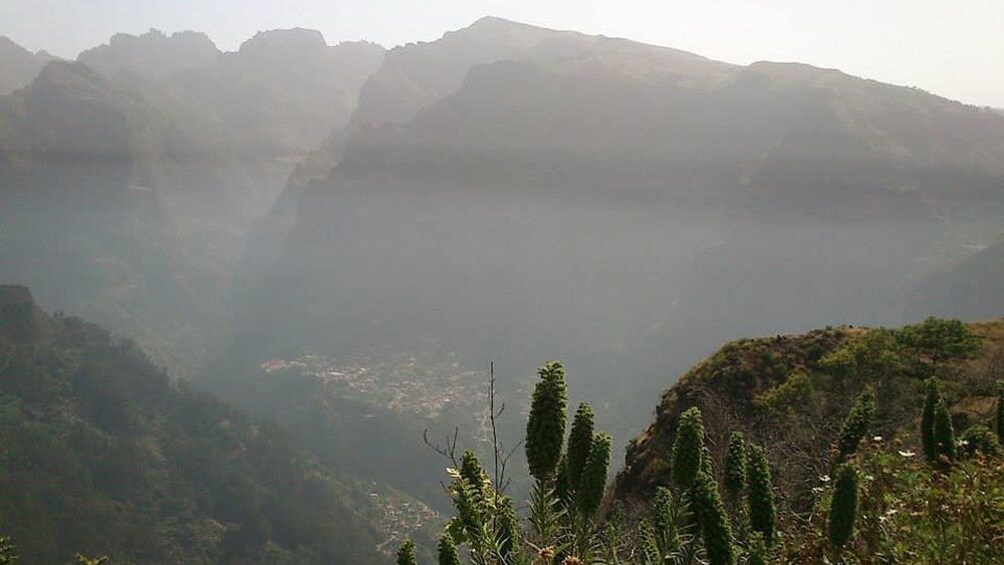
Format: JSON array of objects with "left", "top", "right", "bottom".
[
  {"left": 526, "top": 361, "right": 568, "bottom": 482},
  {"left": 746, "top": 444, "right": 777, "bottom": 546},
  {"left": 576, "top": 432, "right": 612, "bottom": 518},
  {"left": 835, "top": 387, "right": 876, "bottom": 462},
  {"left": 933, "top": 400, "right": 956, "bottom": 464},
  {"left": 653, "top": 487, "right": 679, "bottom": 553},
  {"left": 672, "top": 407, "right": 706, "bottom": 490},
  {"left": 828, "top": 462, "right": 859, "bottom": 551},
  {"left": 690, "top": 471, "right": 735, "bottom": 565},
  {"left": 723, "top": 431, "right": 747, "bottom": 501},
  {"left": 566, "top": 403, "right": 595, "bottom": 491},
  {"left": 921, "top": 378, "right": 939, "bottom": 461},
  {"left": 438, "top": 533, "right": 461, "bottom": 565},
  {"left": 396, "top": 540, "right": 418, "bottom": 565}
]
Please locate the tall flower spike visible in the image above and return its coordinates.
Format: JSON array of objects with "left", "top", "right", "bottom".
[
  {"left": 921, "top": 378, "right": 939, "bottom": 461},
  {"left": 438, "top": 534, "right": 461, "bottom": 565},
  {"left": 526, "top": 361, "right": 568, "bottom": 482},
  {"left": 835, "top": 387, "right": 876, "bottom": 462},
  {"left": 576, "top": 432, "right": 612, "bottom": 518},
  {"left": 566, "top": 403, "right": 595, "bottom": 492},
  {"left": 933, "top": 400, "right": 956, "bottom": 464},
  {"left": 996, "top": 386, "right": 1003, "bottom": 444},
  {"left": 723, "top": 431, "right": 747, "bottom": 501},
  {"left": 691, "top": 472, "right": 735, "bottom": 565},
  {"left": 672, "top": 407, "right": 706, "bottom": 490},
  {"left": 828, "top": 462, "right": 859, "bottom": 551},
  {"left": 746, "top": 444, "right": 777, "bottom": 546},
  {"left": 396, "top": 540, "right": 418, "bottom": 565}
]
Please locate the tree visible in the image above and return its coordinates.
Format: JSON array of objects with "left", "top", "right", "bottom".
[
  {"left": 723, "top": 431, "right": 747, "bottom": 502},
  {"left": 396, "top": 541, "right": 418, "bottom": 565},
  {"left": 933, "top": 400, "right": 956, "bottom": 464},
  {"left": 829, "top": 462, "right": 859, "bottom": 552},
  {"left": 746, "top": 444, "right": 776, "bottom": 546},
  {"left": 566, "top": 403, "right": 595, "bottom": 492},
  {"left": 921, "top": 379, "right": 939, "bottom": 462},
  {"left": 672, "top": 407, "right": 706, "bottom": 490},
  {"left": 576, "top": 432, "right": 612, "bottom": 518},
  {"left": 690, "top": 472, "right": 734, "bottom": 565},
  {"left": 898, "top": 317, "right": 981, "bottom": 365},
  {"left": 835, "top": 387, "right": 876, "bottom": 463},
  {"left": 526, "top": 362, "right": 567, "bottom": 482}
]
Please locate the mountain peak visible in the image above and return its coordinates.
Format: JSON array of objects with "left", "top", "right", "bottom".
[{"left": 238, "top": 28, "right": 328, "bottom": 54}]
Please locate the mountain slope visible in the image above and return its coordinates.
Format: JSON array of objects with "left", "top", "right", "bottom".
[
  {"left": 0, "top": 285, "right": 385, "bottom": 564},
  {"left": 80, "top": 28, "right": 385, "bottom": 215},
  {"left": 0, "top": 61, "right": 248, "bottom": 376},
  {"left": 0, "top": 36, "right": 57, "bottom": 95},
  {"left": 236, "top": 18, "right": 1004, "bottom": 456},
  {"left": 612, "top": 317, "right": 1004, "bottom": 506},
  {"left": 908, "top": 240, "right": 1004, "bottom": 321}
]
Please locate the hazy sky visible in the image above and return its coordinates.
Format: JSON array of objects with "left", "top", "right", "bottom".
[{"left": 2, "top": 0, "right": 1002, "bottom": 107}]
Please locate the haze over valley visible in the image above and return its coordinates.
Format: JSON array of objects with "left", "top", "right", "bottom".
[{"left": 1, "top": 7, "right": 1002, "bottom": 563}]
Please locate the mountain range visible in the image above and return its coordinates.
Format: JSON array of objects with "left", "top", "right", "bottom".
[{"left": 0, "top": 17, "right": 1002, "bottom": 563}]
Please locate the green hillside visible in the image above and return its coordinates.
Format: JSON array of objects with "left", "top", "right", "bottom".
[{"left": 0, "top": 285, "right": 387, "bottom": 564}]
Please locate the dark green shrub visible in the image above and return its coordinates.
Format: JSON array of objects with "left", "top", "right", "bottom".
[{"left": 959, "top": 424, "right": 1001, "bottom": 459}]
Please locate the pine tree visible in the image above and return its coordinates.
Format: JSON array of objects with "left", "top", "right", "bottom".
[
  {"left": 745, "top": 444, "right": 776, "bottom": 546},
  {"left": 526, "top": 362, "right": 568, "bottom": 481},
  {"left": 672, "top": 407, "right": 706, "bottom": 491},
  {"left": 933, "top": 400, "right": 956, "bottom": 463},
  {"left": 921, "top": 378, "right": 939, "bottom": 461},
  {"left": 691, "top": 472, "right": 735, "bottom": 565},
  {"left": 828, "top": 462, "right": 859, "bottom": 552},
  {"left": 566, "top": 403, "right": 595, "bottom": 491},
  {"left": 576, "top": 432, "right": 612, "bottom": 518},
  {"left": 397, "top": 540, "right": 418, "bottom": 565},
  {"left": 438, "top": 534, "right": 461, "bottom": 565},
  {"left": 835, "top": 387, "right": 876, "bottom": 462},
  {"left": 724, "top": 431, "right": 747, "bottom": 502}
]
